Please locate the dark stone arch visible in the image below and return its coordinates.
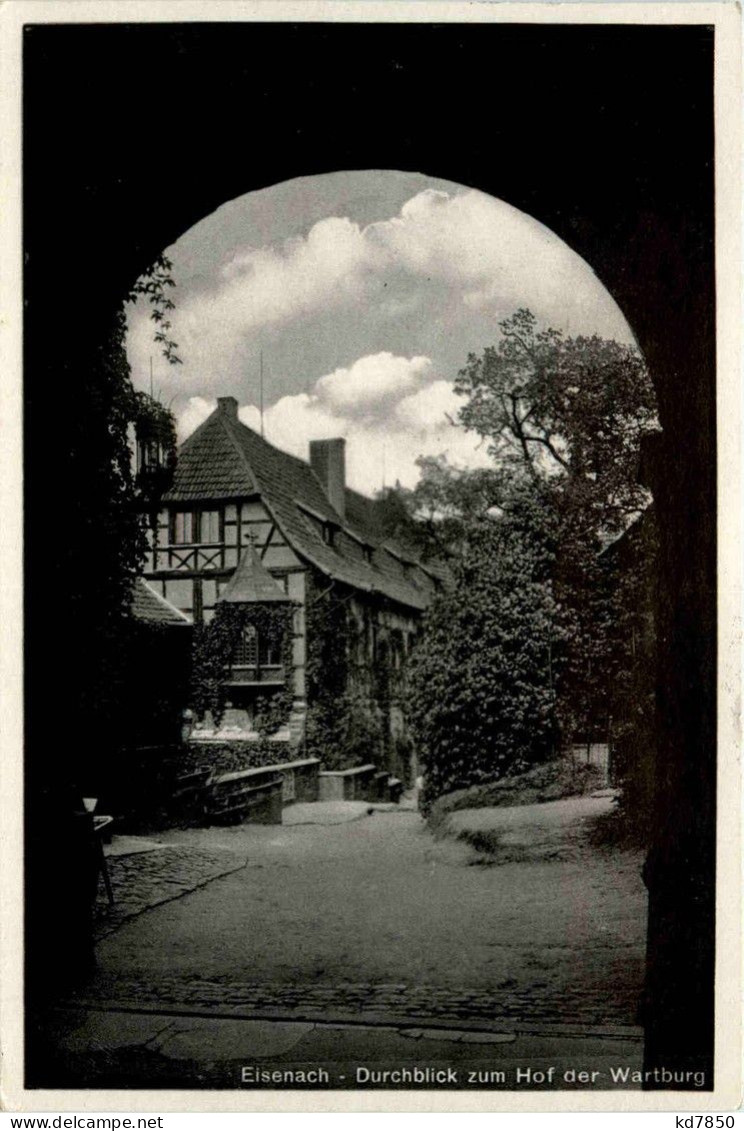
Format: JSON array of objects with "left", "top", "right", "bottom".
[{"left": 24, "top": 21, "right": 715, "bottom": 1086}]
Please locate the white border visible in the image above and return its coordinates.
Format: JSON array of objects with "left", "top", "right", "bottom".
[{"left": 0, "top": 0, "right": 740, "bottom": 1114}]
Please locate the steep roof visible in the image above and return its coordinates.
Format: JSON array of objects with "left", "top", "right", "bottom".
[
  {"left": 163, "top": 408, "right": 257, "bottom": 500},
  {"left": 220, "top": 544, "right": 291, "bottom": 604},
  {"left": 131, "top": 578, "right": 192, "bottom": 626},
  {"left": 164, "top": 402, "right": 442, "bottom": 611}
]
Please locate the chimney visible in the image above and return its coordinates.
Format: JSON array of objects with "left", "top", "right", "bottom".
[
  {"left": 310, "top": 438, "right": 346, "bottom": 518},
  {"left": 217, "top": 396, "right": 238, "bottom": 420}
]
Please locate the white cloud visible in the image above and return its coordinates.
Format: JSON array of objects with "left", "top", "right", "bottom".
[
  {"left": 177, "top": 353, "right": 492, "bottom": 494},
  {"left": 177, "top": 395, "right": 217, "bottom": 441},
  {"left": 127, "top": 185, "right": 632, "bottom": 398},
  {"left": 192, "top": 187, "right": 607, "bottom": 334},
  {"left": 216, "top": 215, "right": 371, "bottom": 327},
  {"left": 315, "top": 352, "right": 433, "bottom": 417}
]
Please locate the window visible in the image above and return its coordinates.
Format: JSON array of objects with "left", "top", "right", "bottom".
[
  {"left": 231, "top": 626, "right": 281, "bottom": 668},
  {"left": 259, "top": 635, "right": 282, "bottom": 667},
  {"left": 173, "top": 511, "right": 195, "bottom": 544},
  {"left": 200, "top": 509, "right": 221, "bottom": 543},
  {"left": 137, "top": 439, "right": 161, "bottom": 473},
  {"left": 233, "top": 625, "right": 258, "bottom": 667}
]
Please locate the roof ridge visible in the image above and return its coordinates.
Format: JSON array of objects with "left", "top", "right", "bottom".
[
  {"left": 228, "top": 413, "right": 346, "bottom": 525},
  {"left": 178, "top": 406, "right": 222, "bottom": 457},
  {"left": 226, "top": 412, "right": 308, "bottom": 470}
]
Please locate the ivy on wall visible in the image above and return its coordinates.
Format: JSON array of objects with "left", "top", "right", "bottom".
[
  {"left": 304, "top": 574, "right": 396, "bottom": 771},
  {"left": 191, "top": 601, "right": 296, "bottom": 731},
  {"left": 181, "top": 738, "right": 294, "bottom": 777}
]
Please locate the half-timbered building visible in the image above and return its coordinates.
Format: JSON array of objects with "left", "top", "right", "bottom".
[{"left": 141, "top": 396, "right": 444, "bottom": 778}]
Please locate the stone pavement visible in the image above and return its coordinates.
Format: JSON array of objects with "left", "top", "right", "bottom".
[
  {"left": 72, "top": 971, "right": 643, "bottom": 1029},
  {"left": 32, "top": 1004, "right": 644, "bottom": 1091},
  {"left": 95, "top": 844, "right": 247, "bottom": 940},
  {"left": 93, "top": 805, "right": 403, "bottom": 940}
]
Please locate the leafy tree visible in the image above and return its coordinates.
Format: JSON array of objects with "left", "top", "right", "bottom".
[
  {"left": 404, "top": 310, "right": 658, "bottom": 803},
  {"left": 454, "top": 310, "right": 657, "bottom": 742},
  {"left": 455, "top": 308, "right": 657, "bottom": 538}
]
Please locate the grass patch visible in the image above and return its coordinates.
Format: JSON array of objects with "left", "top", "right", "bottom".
[{"left": 426, "top": 759, "right": 605, "bottom": 834}]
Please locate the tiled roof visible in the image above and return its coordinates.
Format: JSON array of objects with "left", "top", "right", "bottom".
[
  {"left": 131, "top": 578, "right": 192, "bottom": 626},
  {"left": 165, "top": 403, "right": 443, "bottom": 611},
  {"left": 345, "top": 487, "right": 450, "bottom": 585},
  {"left": 163, "top": 410, "right": 257, "bottom": 501},
  {"left": 220, "top": 544, "right": 291, "bottom": 604}
]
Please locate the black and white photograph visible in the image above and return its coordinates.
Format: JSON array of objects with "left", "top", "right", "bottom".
[{"left": 2, "top": 1, "right": 741, "bottom": 1113}]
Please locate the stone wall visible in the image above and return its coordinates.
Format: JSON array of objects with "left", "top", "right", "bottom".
[{"left": 112, "top": 744, "right": 320, "bottom": 830}]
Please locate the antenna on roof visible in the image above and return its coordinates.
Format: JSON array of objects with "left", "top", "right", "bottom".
[
  {"left": 382, "top": 444, "right": 386, "bottom": 492},
  {"left": 259, "top": 351, "right": 265, "bottom": 439},
  {"left": 149, "top": 356, "right": 153, "bottom": 399}
]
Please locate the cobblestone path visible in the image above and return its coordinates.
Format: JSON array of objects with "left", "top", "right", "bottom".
[
  {"left": 94, "top": 847, "right": 247, "bottom": 940},
  {"left": 73, "top": 971, "right": 642, "bottom": 1032}
]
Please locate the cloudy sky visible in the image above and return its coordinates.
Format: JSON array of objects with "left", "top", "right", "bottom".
[{"left": 126, "top": 170, "right": 633, "bottom": 494}]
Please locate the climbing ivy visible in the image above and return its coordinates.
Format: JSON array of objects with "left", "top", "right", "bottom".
[
  {"left": 304, "top": 575, "right": 396, "bottom": 770},
  {"left": 191, "top": 601, "right": 296, "bottom": 730}
]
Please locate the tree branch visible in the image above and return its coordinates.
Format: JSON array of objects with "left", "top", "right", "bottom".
[{"left": 522, "top": 432, "right": 571, "bottom": 471}]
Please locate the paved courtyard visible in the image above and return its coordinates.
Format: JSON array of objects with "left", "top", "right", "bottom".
[{"left": 79, "top": 802, "right": 647, "bottom": 1029}]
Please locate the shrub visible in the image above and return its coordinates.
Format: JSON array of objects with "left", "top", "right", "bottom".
[{"left": 408, "top": 508, "right": 564, "bottom": 809}]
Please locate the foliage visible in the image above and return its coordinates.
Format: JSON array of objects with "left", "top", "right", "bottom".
[
  {"left": 304, "top": 577, "right": 388, "bottom": 770},
  {"left": 180, "top": 738, "right": 296, "bottom": 777},
  {"left": 71, "top": 258, "right": 181, "bottom": 792},
  {"left": 394, "top": 311, "right": 659, "bottom": 808},
  {"left": 375, "top": 461, "right": 507, "bottom": 564},
  {"left": 132, "top": 389, "right": 179, "bottom": 519},
  {"left": 408, "top": 507, "right": 565, "bottom": 808},
  {"left": 127, "top": 253, "right": 183, "bottom": 366},
  {"left": 306, "top": 691, "right": 384, "bottom": 771},
  {"left": 253, "top": 688, "right": 295, "bottom": 739},
  {"left": 191, "top": 601, "right": 296, "bottom": 731},
  {"left": 455, "top": 308, "right": 657, "bottom": 538},
  {"left": 389, "top": 730, "right": 415, "bottom": 788}
]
